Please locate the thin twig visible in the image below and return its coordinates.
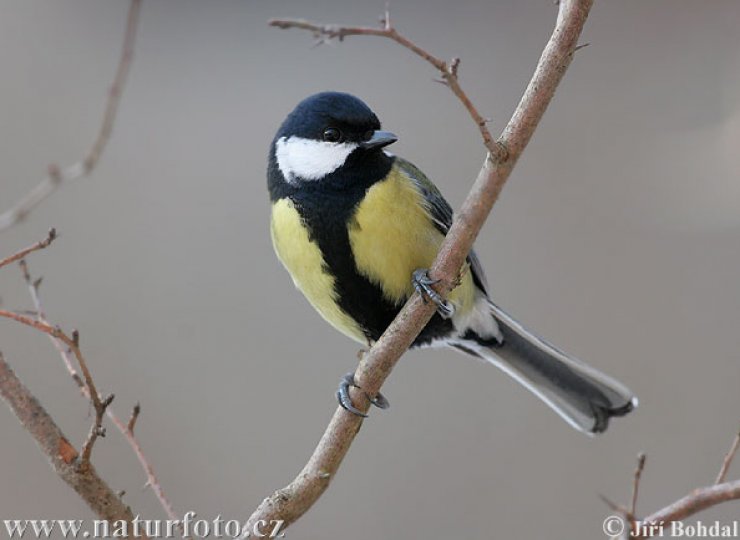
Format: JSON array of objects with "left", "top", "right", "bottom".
[
  {"left": 0, "top": 0, "right": 142, "bottom": 231},
  {"left": 17, "top": 262, "right": 183, "bottom": 530},
  {"left": 599, "top": 493, "right": 631, "bottom": 517},
  {"left": 0, "top": 228, "right": 56, "bottom": 270},
  {"left": 269, "top": 14, "right": 503, "bottom": 160},
  {"left": 127, "top": 402, "right": 141, "bottom": 435},
  {"left": 716, "top": 429, "right": 740, "bottom": 485},
  {"left": 631, "top": 453, "right": 647, "bottom": 518},
  {"left": 247, "top": 0, "right": 594, "bottom": 532},
  {"left": 634, "top": 480, "right": 740, "bottom": 538},
  {"left": 609, "top": 429, "right": 740, "bottom": 539},
  {"left": 0, "top": 352, "right": 142, "bottom": 529},
  {"left": 80, "top": 392, "right": 114, "bottom": 467},
  {"left": 0, "top": 310, "right": 108, "bottom": 466}
]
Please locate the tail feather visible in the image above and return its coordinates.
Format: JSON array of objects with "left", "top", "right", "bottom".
[{"left": 453, "top": 302, "right": 637, "bottom": 434}]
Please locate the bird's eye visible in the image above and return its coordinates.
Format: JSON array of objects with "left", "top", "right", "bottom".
[
  {"left": 322, "top": 127, "right": 342, "bottom": 143},
  {"left": 363, "top": 130, "right": 374, "bottom": 141}
]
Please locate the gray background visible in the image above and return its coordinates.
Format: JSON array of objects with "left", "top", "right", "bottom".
[{"left": 1, "top": 1, "right": 739, "bottom": 538}]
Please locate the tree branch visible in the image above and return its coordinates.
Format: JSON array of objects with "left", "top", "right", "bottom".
[
  {"left": 0, "top": 0, "right": 142, "bottom": 232},
  {"left": 607, "top": 432, "right": 740, "bottom": 539},
  {"left": 631, "top": 480, "right": 740, "bottom": 539},
  {"left": 631, "top": 453, "right": 647, "bottom": 523},
  {"left": 0, "top": 310, "right": 111, "bottom": 467},
  {"left": 716, "top": 429, "right": 740, "bottom": 485},
  {"left": 0, "top": 228, "right": 56, "bottom": 270},
  {"left": 17, "top": 260, "right": 183, "bottom": 529},
  {"left": 0, "top": 352, "right": 141, "bottom": 529},
  {"left": 247, "top": 0, "right": 593, "bottom": 531},
  {"left": 269, "top": 12, "right": 502, "bottom": 160}
]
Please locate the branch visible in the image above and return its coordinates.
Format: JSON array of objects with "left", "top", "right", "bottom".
[
  {"left": 0, "top": 352, "right": 140, "bottom": 527},
  {"left": 0, "top": 310, "right": 111, "bottom": 467},
  {"left": 631, "top": 453, "right": 647, "bottom": 521},
  {"left": 15, "top": 261, "right": 183, "bottom": 528},
  {"left": 0, "top": 228, "right": 56, "bottom": 270},
  {"left": 608, "top": 432, "right": 740, "bottom": 539},
  {"left": 637, "top": 481, "right": 740, "bottom": 536},
  {"left": 716, "top": 429, "right": 740, "bottom": 485},
  {"left": 247, "top": 0, "right": 593, "bottom": 531},
  {"left": 0, "top": 0, "right": 142, "bottom": 232},
  {"left": 270, "top": 13, "right": 501, "bottom": 159}
]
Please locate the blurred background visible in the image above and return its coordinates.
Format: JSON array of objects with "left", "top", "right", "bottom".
[{"left": 1, "top": 1, "right": 739, "bottom": 538}]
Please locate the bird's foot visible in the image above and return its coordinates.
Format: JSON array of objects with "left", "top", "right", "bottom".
[
  {"left": 412, "top": 269, "right": 455, "bottom": 319},
  {"left": 337, "top": 372, "right": 390, "bottom": 417}
]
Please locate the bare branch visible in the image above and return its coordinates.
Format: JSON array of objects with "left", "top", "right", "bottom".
[
  {"left": 0, "top": 228, "right": 56, "bottom": 270},
  {"left": 631, "top": 453, "right": 647, "bottom": 518},
  {"left": 127, "top": 402, "right": 141, "bottom": 435},
  {"left": 0, "top": 310, "right": 109, "bottom": 465},
  {"left": 0, "top": 0, "right": 142, "bottom": 232},
  {"left": 633, "top": 481, "right": 740, "bottom": 538},
  {"left": 17, "top": 263, "right": 183, "bottom": 528},
  {"left": 80, "top": 392, "right": 114, "bottom": 467},
  {"left": 248, "top": 0, "right": 594, "bottom": 531},
  {"left": 269, "top": 16, "right": 501, "bottom": 160},
  {"left": 104, "top": 403, "right": 184, "bottom": 533},
  {"left": 716, "top": 429, "right": 740, "bottom": 485},
  {"left": 599, "top": 493, "right": 630, "bottom": 516},
  {"left": 605, "top": 431, "right": 740, "bottom": 538},
  {"left": 0, "top": 352, "right": 140, "bottom": 527}
]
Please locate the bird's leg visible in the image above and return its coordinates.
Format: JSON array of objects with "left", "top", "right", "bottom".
[
  {"left": 412, "top": 269, "right": 455, "bottom": 319},
  {"left": 337, "top": 372, "right": 390, "bottom": 418}
]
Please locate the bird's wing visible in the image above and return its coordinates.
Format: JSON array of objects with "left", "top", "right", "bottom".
[{"left": 394, "top": 156, "right": 490, "bottom": 295}]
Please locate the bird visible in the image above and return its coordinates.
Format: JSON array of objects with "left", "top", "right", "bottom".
[{"left": 267, "top": 91, "right": 637, "bottom": 434}]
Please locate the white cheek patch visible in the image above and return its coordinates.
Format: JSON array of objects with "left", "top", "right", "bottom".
[{"left": 275, "top": 136, "right": 358, "bottom": 183}]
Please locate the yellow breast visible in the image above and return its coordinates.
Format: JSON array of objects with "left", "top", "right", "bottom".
[
  {"left": 270, "top": 198, "right": 366, "bottom": 343},
  {"left": 348, "top": 167, "right": 475, "bottom": 312}
]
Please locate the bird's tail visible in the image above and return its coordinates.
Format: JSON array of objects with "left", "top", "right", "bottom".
[{"left": 453, "top": 302, "right": 637, "bottom": 434}]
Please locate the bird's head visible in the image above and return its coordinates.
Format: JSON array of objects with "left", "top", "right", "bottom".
[{"left": 272, "top": 92, "right": 397, "bottom": 184}]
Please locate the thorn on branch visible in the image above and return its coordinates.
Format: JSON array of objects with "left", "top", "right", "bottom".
[
  {"left": 127, "top": 402, "right": 141, "bottom": 435},
  {"left": 573, "top": 42, "right": 590, "bottom": 53},
  {"left": 716, "top": 429, "right": 740, "bottom": 485},
  {"left": 631, "top": 452, "right": 647, "bottom": 523}
]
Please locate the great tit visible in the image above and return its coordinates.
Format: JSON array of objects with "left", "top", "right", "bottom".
[{"left": 267, "top": 91, "right": 636, "bottom": 434}]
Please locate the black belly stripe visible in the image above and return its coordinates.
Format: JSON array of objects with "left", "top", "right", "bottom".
[{"left": 268, "top": 150, "right": 455, "bottom": 346}]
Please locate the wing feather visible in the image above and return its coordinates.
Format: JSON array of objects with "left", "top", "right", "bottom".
[{"left": 394, "top": 157, "right": 490, "bottom": 295}]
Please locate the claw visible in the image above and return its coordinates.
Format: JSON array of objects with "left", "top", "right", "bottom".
[
  {"left": 336, "top": 372, "right": 390, "bottom": 417},
  {"left": 369, "top": 392, "right": 390, "bottom": 409},
  {"left": 337, "top": 373, "right": 367, "bottom": 417},
  {"left": 412, "top": 269, "right": 455, "bottom": 319}
]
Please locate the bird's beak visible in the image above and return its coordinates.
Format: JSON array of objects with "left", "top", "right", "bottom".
[{"left": 360, "top": 130, "right": 398, "bottom": 150}]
